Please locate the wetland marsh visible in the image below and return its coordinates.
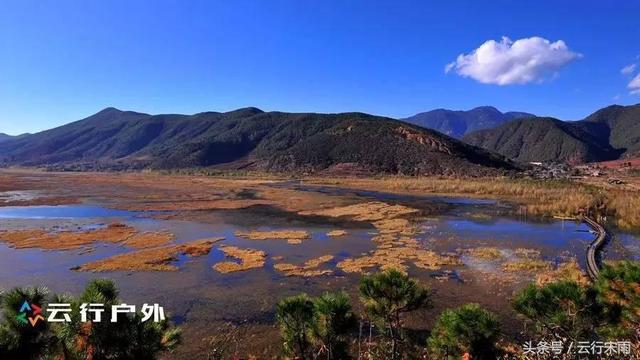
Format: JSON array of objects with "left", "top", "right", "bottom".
[{"left": 0, "top": 170, "right": 638, "bottom": 358}]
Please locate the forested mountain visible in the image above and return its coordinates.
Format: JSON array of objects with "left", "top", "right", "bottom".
[
  {"left": 463, "top": 104, "right": 640, "bottom": 164},
  {"left": 582, "top": 104, "right": 640, "bottom": 157},
  {"left": 0, "top": 107, "right": 518, "bottom": 176}
]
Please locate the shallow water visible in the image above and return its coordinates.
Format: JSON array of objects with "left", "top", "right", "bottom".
[
  {"left": 1, "top": 190, "right": 638, "bottom": 289},
  {"left": 1, "top": 186, "right": 638, "bottom": 357},
  {"left": 430, "top": 217, "right": 592, "bottom": 251},
  {"left": 0, "top": 204, "right": 134, "bottom": 219}
]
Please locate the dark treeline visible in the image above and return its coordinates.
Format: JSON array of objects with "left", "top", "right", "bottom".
[{"left": 270, "top": 262, "right": 639, "bottom": 360}]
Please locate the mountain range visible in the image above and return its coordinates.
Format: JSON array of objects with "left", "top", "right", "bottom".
[
  {"left": 402, "top": 106, "right": 535, "bottom": 139},
  {"left": 0, "top": 107, "right": 517, "bottom": 176},
  {"left": 463, "top": 104, "right": 640, "bottom": 164},
  {"left": 1, "top": 103, "right": 638, "bottom": 173}
]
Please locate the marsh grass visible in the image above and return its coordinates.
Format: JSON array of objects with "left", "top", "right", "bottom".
[
  {"left": 213, "top": 245, "right": 267, "bottom": 273},
  {"left": 535, "top": 260, "right": 589, "bottom": 287},
  {"left": 464, "top": 247, "right": 503, "bottom": 260},
  {"left": 607, "top": 190, "right": 640, "bottom": 230},
  {"left": 503, "top": 259, "right": 551, "bottom": 272},
  {"left": 131, "top": 170, "right": 640, "bottom": 230},
  {"left": 306, "top": 176, "right": 640, "bottom": 230},
  {"left": 77, "top": 238, "right": 218, "bottom": 271}
]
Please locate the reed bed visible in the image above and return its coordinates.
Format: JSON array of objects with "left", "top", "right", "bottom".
[
  {"left": 306, "top": 176, "right": 640, "bottom": 230},
  {"left": 607, "top": 190, "right": 640, "bottom": 230}
]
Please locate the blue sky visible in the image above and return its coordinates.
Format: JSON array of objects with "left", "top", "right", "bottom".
[{"left": 1, "top": 0, "right": 639, "bottom": 135}]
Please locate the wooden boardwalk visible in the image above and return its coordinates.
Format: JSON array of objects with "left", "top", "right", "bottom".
[{"left": 583, "top": 216, "right": 608, "bottom": 281}]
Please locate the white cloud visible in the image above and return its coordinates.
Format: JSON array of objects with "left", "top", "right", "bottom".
[
  {"left": 445, "top": 36, "right": 581, "bottom": 85},
  {"left": 621, "top": 63, "right": 637, "bottom": 75},
  {"left": 629, "top": 74, "right": 640, "bottom": 95}
]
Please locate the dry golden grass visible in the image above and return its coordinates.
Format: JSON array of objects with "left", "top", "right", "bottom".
[
  {"left": 467, "top": 212, "right": 492, "bottom": 221},
  {"left": 338, "top": 244, "right": 459, "bottom": 274},
  {"left": 373, "top": 218, "right": 416, "bottom": 236},
  {"left": 0, "top": 170, "right": 351, "bottom": 217},
  {"left": 4, "top": 170, "right": 640, "bottom": 230},
  {"left": 536, "top": 260, "right": 589, "bottom": 286},
  {"left": 514, "top": 248, "right": 541, "bottom": 259},
  {"left": 311, "top": 177, "right": 596, "bottom": 214},
  {"left": 463, "top": 247, "right": 503, "bottom": 259},
  {"left": 327, "top": 230, "right": 347, "bottom": 237},
  {"left": 123, "top": 199, "right": 272, "bottom": 212},
  {"left": 503, "top": 259, "right": 552, "bottom": 272},
  {"left": 119, "top": 230, "right": 175, "bottom": 249},
  {"left": 338, "top": 236, "right": 460, "bottom": 274},
  {"left": 304, "top": 255, "right": 334, "bottom": 268},
  {"left": 300, "top": 201, "right": 419, "bottom": 222},
  {"left": 308, "top": 176, "right": 640, "bottom": 230},
  {"left": 77, "top": 238, "right": 220, "bottom": 272},
  {"left": 608, "top": 190, "right": 640, "bottom": 230},
  {"left": 235, "top": 230, "right": 310, "bottom": 242},
  {"left": 303, "top": 201, "right": 458, "bottom": 273},
  {"left": 0, "top": 223, "right": 173, "bottom": 250},
  {"left": 213, "top": 245, "right": 267, "bottom": 273},
  {"left": 273, "top": 255, "right": 334, "bottom": 277},
  {"left": 182, "top": 238, "right": 224, "bottom": 256}
]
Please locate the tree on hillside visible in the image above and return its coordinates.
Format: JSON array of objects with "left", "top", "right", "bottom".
[
  {"left": 277, "top": 294, "right": 316, "bottom": 359},
  {"left": 312, "top": 291, "right": 357, "bottom": 360},
  {"left": 359, "top": 269, "right": 432, "bottom": 359},
  {"left": 427, "top": 303, "right": 501, "bottom": 360}
]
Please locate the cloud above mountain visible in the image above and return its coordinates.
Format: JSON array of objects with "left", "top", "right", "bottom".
[
  {"left": 629, "top": 74, "right": 640, "bottom": 95},
  {"left": 621, "top": 63, "right": 637, "bottom": 75},
  {"left": 445, "top": 36, "right": 581, "bottom": 85}
]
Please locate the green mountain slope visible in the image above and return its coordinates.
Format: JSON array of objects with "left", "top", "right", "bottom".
[
  {"left": 462, "top": 104, "right": 640, "bottom": 164},
  {"left": 583, "top": 104, "right": 640, "bottom": 157},
  {"left": 463, "top": 117, "right": 622, "bottom": 164},
  {"left": 0, "top": 108, "right": 518, "bottom": 176}
]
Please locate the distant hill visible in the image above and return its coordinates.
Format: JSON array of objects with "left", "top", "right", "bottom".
[
  {"left": 403, "top": 106, "right": 534, "bottom": 139},
  {"left": 583, "top": 104, "right": 640, "bottom": 157},
  {"left": 0, "top": 133, "right": 31, "bottom": 143},
  {"left": 0, "top": 107, "right": 518, "bottom": 176},
  {"left": 463, "top": 117, "right": 621, "bottom": 164},
  {"left": 463, "top": 104, "right": 640, "bottom": 164}
]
